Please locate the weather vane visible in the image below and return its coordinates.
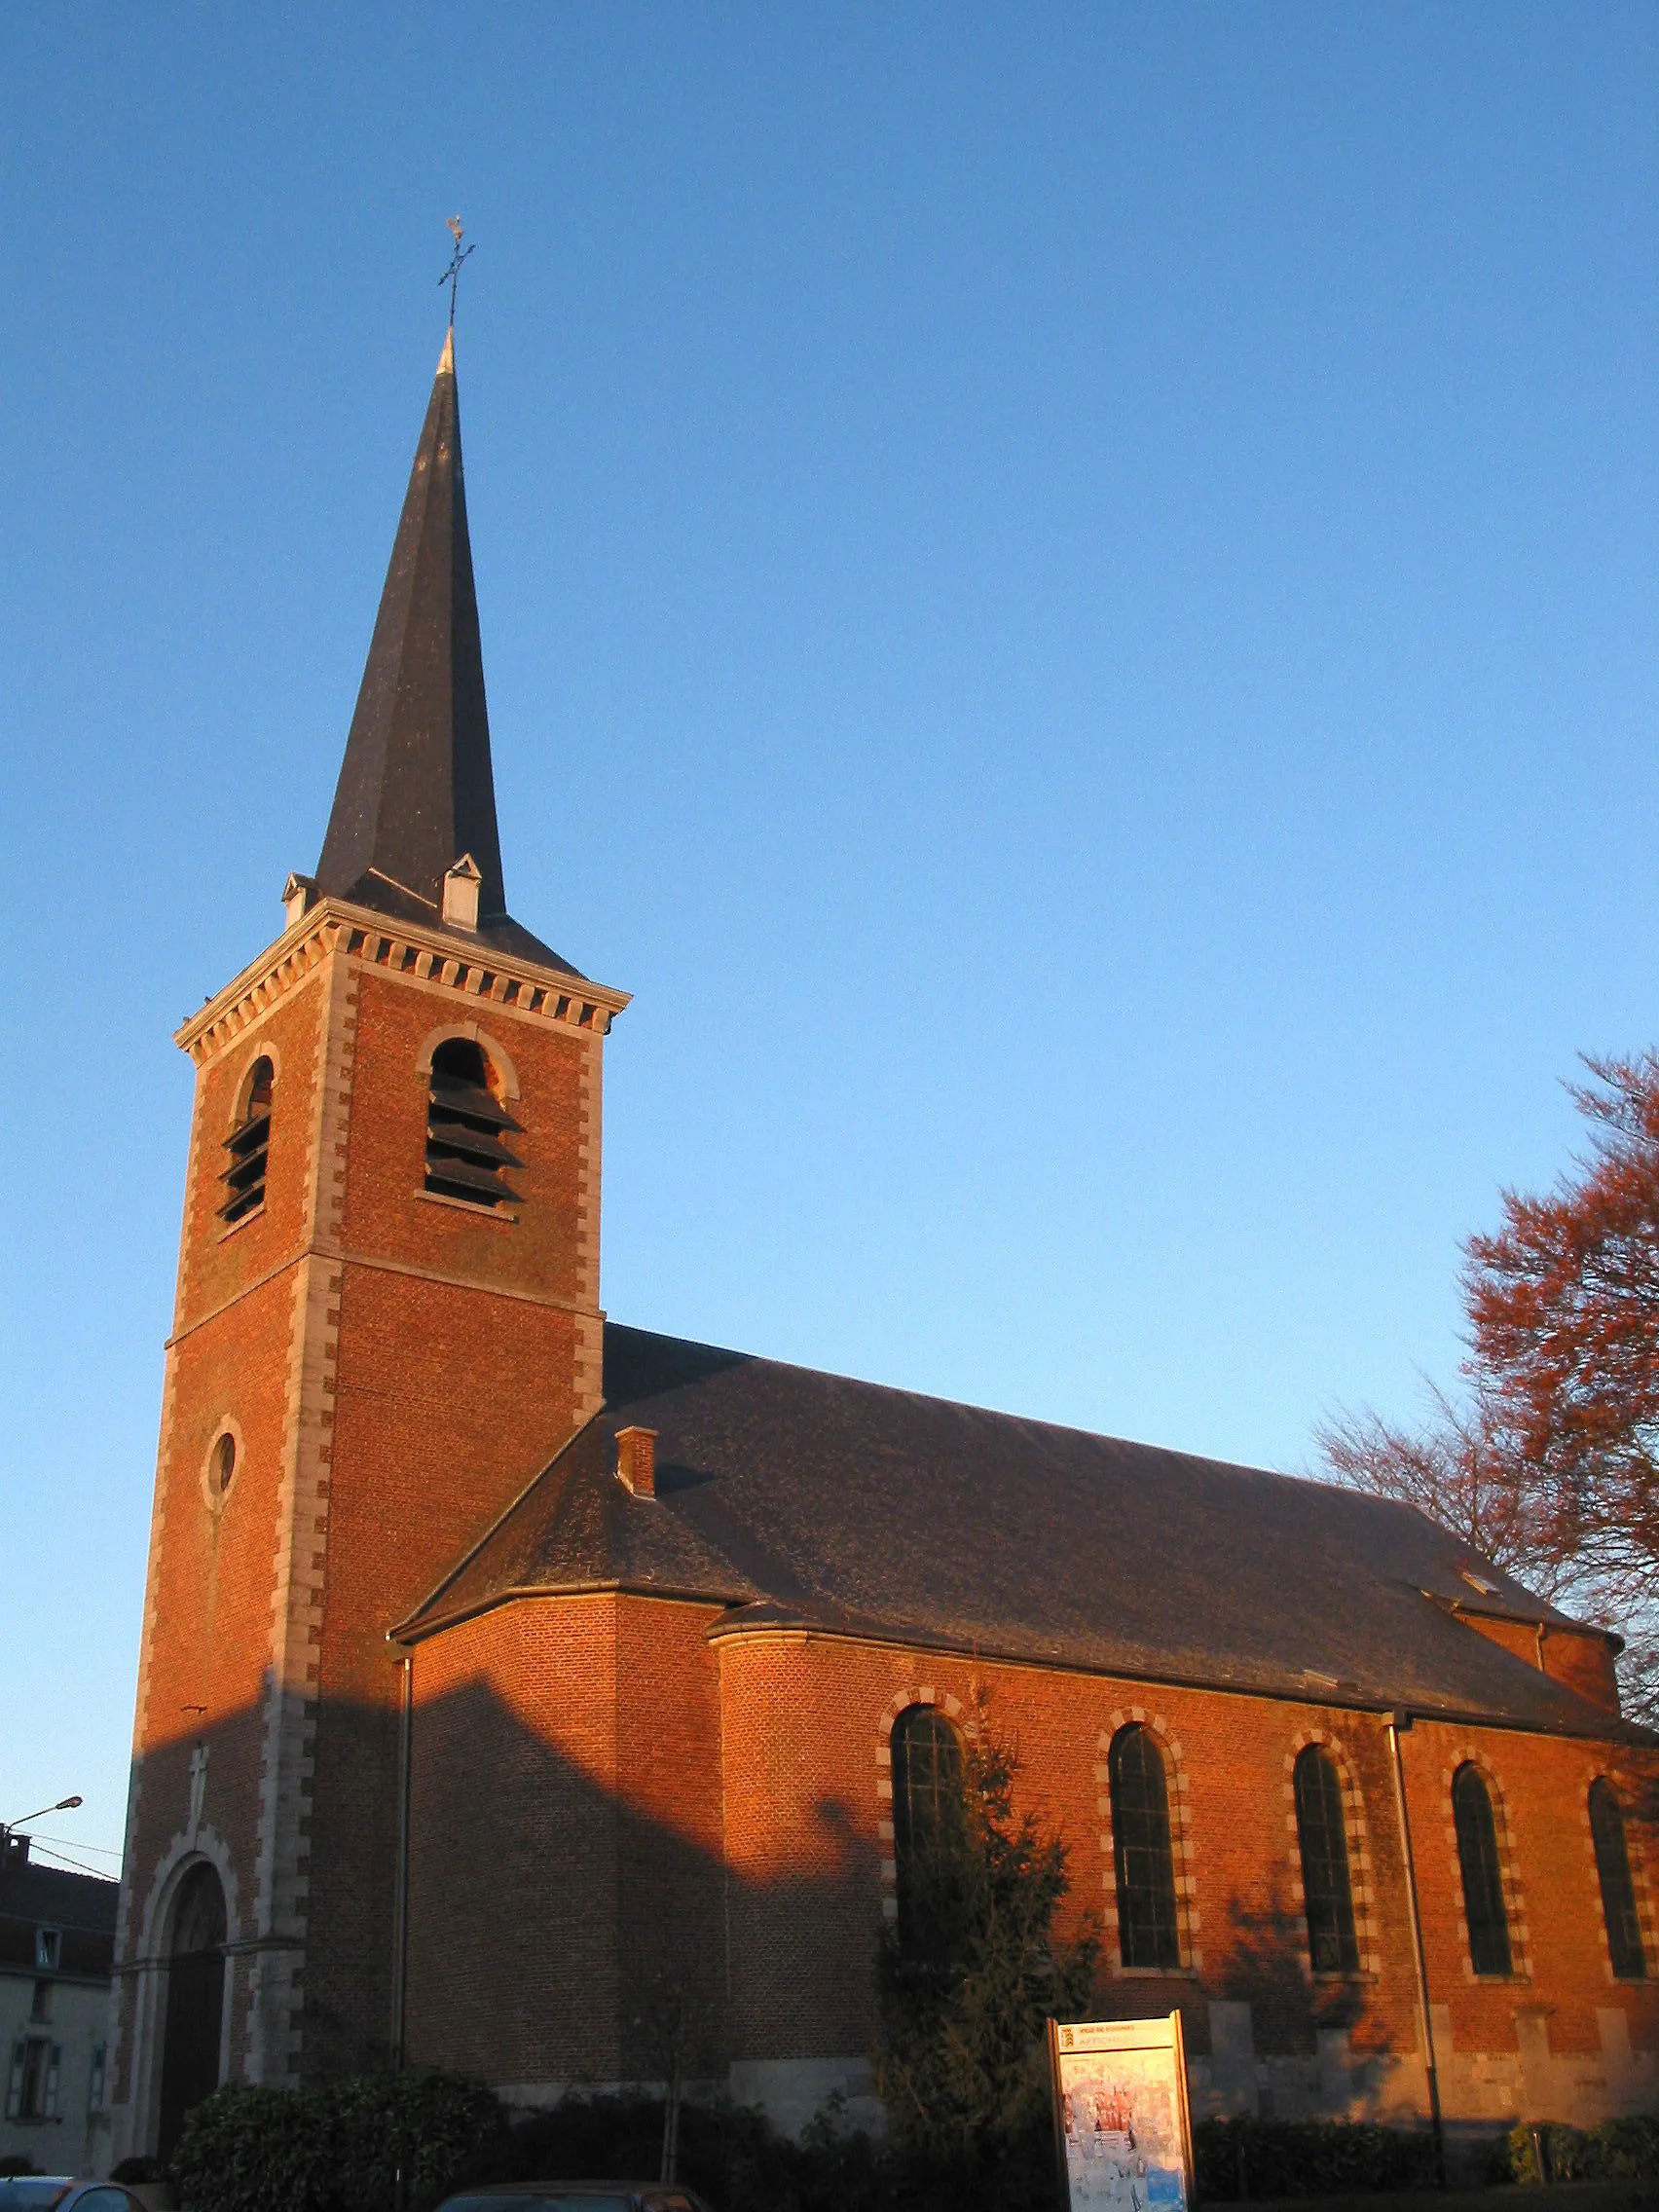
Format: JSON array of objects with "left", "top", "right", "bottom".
[{"left": 439, "top": 216, "right": 475, "bottom": 326}]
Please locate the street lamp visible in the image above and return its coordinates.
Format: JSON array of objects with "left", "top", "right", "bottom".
[{"left": 1, "top": 1795, "right": 84, "bottom": 1859}]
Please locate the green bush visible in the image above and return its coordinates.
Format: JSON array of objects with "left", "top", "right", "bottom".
[
  {"left": 457, "top": 2088, "right": 1060, "bottom": 2212},
  {"left": 1194, "top": 2116, "right": 1439, "bottom": 2199},
  {"left": 171, "top": 2070, "right": 503, "bottom": 2212},
  {"left": 1504, "top": 2113, "right": 1659, "bottom": 2185}
]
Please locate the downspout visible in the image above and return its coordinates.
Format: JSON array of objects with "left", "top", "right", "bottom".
[
  {"left": 390, "top": 1648, "right": 414, "bottom": 2070},
  {"left": 1386, "top": 1710, "right": 1445, "bottom": 2184}
]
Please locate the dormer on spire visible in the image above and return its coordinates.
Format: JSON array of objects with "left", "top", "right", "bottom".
[{"left": 442, "top": 852, "right": 483, "bottom": 931}]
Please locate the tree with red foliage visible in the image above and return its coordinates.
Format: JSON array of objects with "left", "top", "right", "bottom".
[{"left": 1319, "top": 1053, "right": 1659, "bottom": 1715}]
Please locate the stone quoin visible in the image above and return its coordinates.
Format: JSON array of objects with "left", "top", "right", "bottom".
[{"left": 107, "top": 332, "right": 1659, "bottom": 2171}]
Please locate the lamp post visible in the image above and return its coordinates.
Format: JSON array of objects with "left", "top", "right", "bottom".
[{"left": 1, "top": 1794, "right": 84, "bottom": 1862}]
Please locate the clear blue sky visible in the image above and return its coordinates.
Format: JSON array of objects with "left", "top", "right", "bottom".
[{"left": 3, "top": 4, "right": 1654, "bottom": 1870}]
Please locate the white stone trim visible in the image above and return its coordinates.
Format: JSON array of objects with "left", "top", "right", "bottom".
[
  {"left": 199, "top": 1416, "right": 246, "bottom": 1517},
  {"left": 415, "top": 1019, "right": 521, "bottom": 1098},
  {"left": 120, "top": 1833, "right": 240, "bottom": 2163},
  {"left": 1442, "top": 1748, "right": 1530, "bottom": 1983},
  {"left": 176, "top": 903, "right": 628, "bottom": 1065},
  {"left": 1097, "top": 1711, "right": 1200, "bottom": 1973},
  {"left": 1581, "top": 1769, "right": 1657, "bottom": 1985},
  {"left": 874, "top": 1685, "right": 973, "bottom": 1923},
  {"left": 245, "top": 947, "right": 354, "bottom": 2083},
  {"left": 1281, "top": 1729, "right": 1382, "bottom": 1981}
]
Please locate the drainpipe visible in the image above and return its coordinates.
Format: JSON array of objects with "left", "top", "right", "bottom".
[
  {"left": 390, "top": 1649, "right": 414, "bottom": 2070},
  {"left": 1386, "top": 1710, "right": 1445, "bottom": 2186}
]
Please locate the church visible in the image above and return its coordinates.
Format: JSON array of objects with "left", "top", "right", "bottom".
[{"left": 108, "top": 333, "right": 1658, "bottom": 2170}]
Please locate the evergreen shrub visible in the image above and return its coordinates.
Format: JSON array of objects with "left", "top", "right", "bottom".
[
  {"left": 1193, "top": 2116, "right": 1439, "bottom": 2199},
  {"left": 1503, "top": 2114, "right": 1659, "bottom": 2185},
  {"left": 170, "top": 2071, "right": 503, "bottom": 2212}
]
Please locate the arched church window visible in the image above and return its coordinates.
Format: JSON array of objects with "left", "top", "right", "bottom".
[
  {"left": 1294, "top": 1745, "right": 1360, "bottom": 1974},
  {"left": 425, "top": 1039, "right": 522, "bottom": 1209},
  {"left": 221, "top": 1057, "right": 273, "bottom": 1223},
  {"left": 1452, "top": 1763, "right": 1513, "bottom": 1976},
  {"left": 891, "top": 1705, "right": 964, "bottom": 1944},
  {"left": 1589, "top": 1779, "right": 1647, "bottom": 1980},
  {"left": 1109, "top": 1723, "right": 1181, "bottom": 1970}
]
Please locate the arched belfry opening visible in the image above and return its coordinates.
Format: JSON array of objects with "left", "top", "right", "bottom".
[
  {"left": 157, "top": 1862, "right": 227, "bottom": 2157},
  {"left": 425, "top": 1036, "right": 522, "bottom": 1208}
]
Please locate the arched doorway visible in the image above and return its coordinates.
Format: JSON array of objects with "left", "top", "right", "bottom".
[{"left": 157, "top": 1862, "right": 227, "bottom": 2157}]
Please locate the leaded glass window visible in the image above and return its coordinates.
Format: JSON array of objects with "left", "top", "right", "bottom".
[
  {"left": 1452, "top": 1763, "right": 1512, "bottom": 1976},
  {"left": 1294, "top": 1745, "right": 1360, "bottom": 1974},
  {"left": 891, "top": 1706, "right": 963, "bottom": 1942},
  {"left": 1589, "top": 1780, "right": 1646, "bottom": 1980},
  {"left": 1110, "top": 1724, "right": 1181, "bottom": 1970}
]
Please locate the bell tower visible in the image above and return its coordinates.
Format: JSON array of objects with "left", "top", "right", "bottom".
[{"left": 109, "top": 332, "right": 628, "bottom": 2158}]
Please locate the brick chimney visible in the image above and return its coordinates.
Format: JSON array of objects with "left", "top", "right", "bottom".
[{"left": 615, "top": 1426, "right": 657, "bottom": 1499}]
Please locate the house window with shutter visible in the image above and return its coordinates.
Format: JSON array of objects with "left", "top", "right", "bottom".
[
  {"left": 6, "top": 2037, "right": 61, "bottom": 2121},
  {"left": 222, "top": 1056, "right": 274, "bottom": 1223},
  {"left": 34, "top": 1929, "right": 59, "bottom": 1971},
  {"left": 424, "top": 1039, "right": 522, "bottom": 1210}
]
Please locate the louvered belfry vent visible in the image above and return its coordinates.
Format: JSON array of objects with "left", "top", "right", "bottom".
[
  {"left": 222, "top": 1057, "right": 274, "bottom": 1223},
  {"left": 425, "top": 1039, "right": 522, "bottom": 1209}
]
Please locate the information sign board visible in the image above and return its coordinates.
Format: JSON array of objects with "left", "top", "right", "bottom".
[{"left": 1047, "top": 2012, "right": 1197, "bottom": 2212}]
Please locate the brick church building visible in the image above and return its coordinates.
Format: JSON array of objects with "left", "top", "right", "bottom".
[{"left": 109, "top": 334, "right": 1658, "bottom": 2168}]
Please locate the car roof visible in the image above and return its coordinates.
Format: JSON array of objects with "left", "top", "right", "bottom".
[{"left": 445, "top": 2191, "right": 679, "bottom": 2199}]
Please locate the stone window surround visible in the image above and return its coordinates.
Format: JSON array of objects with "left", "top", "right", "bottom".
[
  {"left": 417, "top": 1020, "right": 523, "bottom": 1221},
  {"left": 215, "top": 1041, "right": 283, "bottom": 1242},
  {"left": 1098, "top": 1709, "right": 1200, "bottom": 1976},
  {"left": 1581, "top": 1768, "right": 1656, "bottom": 1985},
  {"left": 1441, "top": 1748, "right": 1530, "bottom": 1984},
  {"left": 874, "top": 1684, "right": 974, "bottom": 1924},
  {"left": 1281, "top": 1728, "right": 1382, "bottom": 1982},
  {"left": 199, "top": 1415, "right": 245, "bottom": 1518}
]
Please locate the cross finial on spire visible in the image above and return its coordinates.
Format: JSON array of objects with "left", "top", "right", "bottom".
[{"left": 440, "top": 215, "right": 474, "bottom": 327}]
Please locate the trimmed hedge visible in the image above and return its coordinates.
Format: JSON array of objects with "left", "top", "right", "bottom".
[
  {"left": 455, "top": 2091, "right": 1054, "bottom": 2212},
  {"left": 171, "top": 2071, "right": 504, "bottom": 2212},
  {"left": 1194, "top": 2117, "right": 1439, "bottom": 2200},
  {"left": 1504, "top": 2114, "right": 1659, "bottom": 2185}
]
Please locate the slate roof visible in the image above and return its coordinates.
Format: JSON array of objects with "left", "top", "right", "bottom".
[
  {"left": 0, "top": 1849, "right": 118, "bottom": 1980},
  {"left": 314, "top": 332, "right": 577, "bottom": 977},
  {"left": 399, "top": 1324, "right": 1632, "bottom": 1740}
]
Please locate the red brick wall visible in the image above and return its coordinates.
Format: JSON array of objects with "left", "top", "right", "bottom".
[
  {"left": 405, "top": 1594, "right": 726, "bottom": 2083},
  {"left": 1398, "top": 1719, "right": 1658, "bottom": 2059},
  {"left": 298, "top": 967, "right": 599, "bottom": 2071},
  {"left": 122, "top": 937, "right": 606, "bottom": 2094},
  {"left": 340, "top": 969, "right": 589, "bottom": 1308},
  {"left": 401, "top": 1602, "right": 1659, "bottom": 2109},
  {"left": 118, "top": 972, "right": 328, "bottom": 2098}
]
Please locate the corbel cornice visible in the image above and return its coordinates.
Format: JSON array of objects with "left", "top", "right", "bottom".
[{"left": 175, "top": 898, "right": 630, "bottom": 1064}]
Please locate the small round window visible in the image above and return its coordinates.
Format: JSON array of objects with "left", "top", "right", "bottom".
[{"left": 210, "top": 1432, "right": 237, "bottom": 1495}]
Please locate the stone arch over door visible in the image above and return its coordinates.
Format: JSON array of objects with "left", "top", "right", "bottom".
[{"left": 157, "top": 1860, "right": 227, "bottom": 2157}]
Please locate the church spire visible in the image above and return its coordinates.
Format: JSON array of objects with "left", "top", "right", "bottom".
[{"left": 314, "top": 330, "right": 507, "bottom": 929}]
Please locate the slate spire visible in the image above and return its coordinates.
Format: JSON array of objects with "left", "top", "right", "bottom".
[{"left": 315, "top": 329, "right": 507, "bottom": 927}]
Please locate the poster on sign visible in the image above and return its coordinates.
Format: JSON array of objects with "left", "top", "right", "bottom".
[{"left": 1047, "top": 2012, "right": 1196, "bottom": 2212}]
